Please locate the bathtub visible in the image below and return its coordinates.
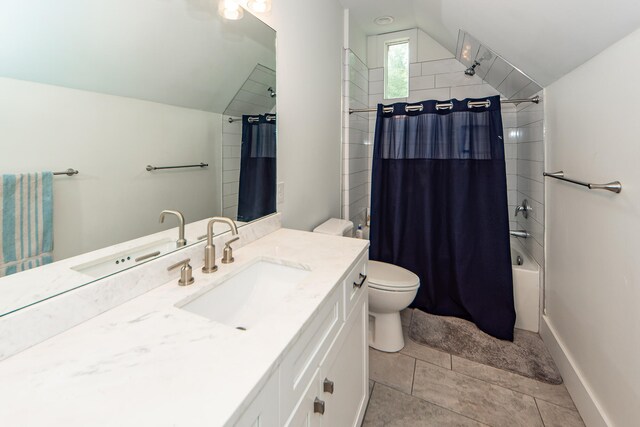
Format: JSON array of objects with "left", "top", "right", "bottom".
[{"left": 510, "top": 239, "right": 540, "bottom": 333}]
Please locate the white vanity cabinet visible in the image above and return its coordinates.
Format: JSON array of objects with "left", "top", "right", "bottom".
[{"left": 233, "top": 253, "right": 368, "bottom": 427}]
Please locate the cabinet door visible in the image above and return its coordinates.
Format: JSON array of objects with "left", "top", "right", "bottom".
[
  {"left": 284, "top": 368, "right": 322, "bottom": 427},
  {"left": 233, "top": 372, "right": 279, "bottom": 427},
  {"left": 320, "top": 297, "right": 368, "bottom": 427},
  {"left": 280, "top": 286, "right": 343, "bottom": 418}
]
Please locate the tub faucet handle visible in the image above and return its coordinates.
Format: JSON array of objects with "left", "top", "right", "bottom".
[{"left": 514, "top": 199, "right": 532, "bottom": 218}]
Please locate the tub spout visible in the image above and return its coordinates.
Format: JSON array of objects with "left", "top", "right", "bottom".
[{"left": 510, "top": 230, "right": 530, "bottom": 239}]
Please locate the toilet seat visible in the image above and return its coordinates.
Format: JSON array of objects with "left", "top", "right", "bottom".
[{"left": 368, "top": 261, "right": 420, "bottom": 292}]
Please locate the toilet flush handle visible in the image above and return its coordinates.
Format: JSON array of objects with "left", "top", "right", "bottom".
[{"left": 353, "top": 273, "right": 367, "bottom": 289}]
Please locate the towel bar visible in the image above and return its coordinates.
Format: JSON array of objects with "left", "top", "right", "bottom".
[
  {"left": 53, "top": 168, "right": 79, "bottom": 176},
  {"left": 543, "top": 171, "right": 622, "bottom": 193},
  {"left": 146, "top": 163, "right": 208, "bottom": 172}
]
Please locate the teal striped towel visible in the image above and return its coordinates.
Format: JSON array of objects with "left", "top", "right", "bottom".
[{"left": 0, "top": 173, "right": 53, "bottom": 277}]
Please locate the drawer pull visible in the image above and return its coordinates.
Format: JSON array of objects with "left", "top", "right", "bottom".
[
  {"left": 353, "top": 273, "right": 367, "bottom": 289},
  {"left": 323, "top": 378, "right": 334, "bottom": 394},
  {"left": 314, "top": 398, "right": 325, "bottom": 415}
]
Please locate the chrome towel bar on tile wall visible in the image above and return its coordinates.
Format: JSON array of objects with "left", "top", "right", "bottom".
[
  {"left": 53, "top": 168, "right": 79, "bottom": 176},
  {"left": 146, "top": 163, "right": 208, "bottom": 172},
  {"left": 543, "top": 171, "right": 622, "bottom": 193}
]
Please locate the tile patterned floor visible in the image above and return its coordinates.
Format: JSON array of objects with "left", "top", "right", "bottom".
[{"left": 363, "top": 309, "right": 585, "bottom": 427}]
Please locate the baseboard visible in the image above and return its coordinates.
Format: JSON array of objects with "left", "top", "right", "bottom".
[{"left": 540, "top": 316, "right": 611, "bottom": 427}]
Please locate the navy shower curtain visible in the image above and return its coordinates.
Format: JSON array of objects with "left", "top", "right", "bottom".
[
  {"left": 237, "top": 114, "right": 276, "bottom": 222},
  {"left": 370, "top": 96, "right": 515, "bottom": 340}
]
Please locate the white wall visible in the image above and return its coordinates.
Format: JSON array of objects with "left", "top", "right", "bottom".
[
  {"left": 342, "top": 10, "right": 370, "bottom": 229},
  {"left": 257, "top": 0, "right": 344, "bottom": 231},
  {"left": 515, "top": 95, "right": 545, "bottom": 268},
  {"left": 221, "top": 116, "right": 242, "bottom": 219},
  {"left": 544, "top": 28, "right": 640, "bottom": 426},
  {"left": 347, "top": 11, "right": 368, "bottom": 66},
  {"left": 0, "top": 77, "right": 221, "bottom": 260},
  {"left": 343, "top": 49, "right": 369, "bottom": 228}
]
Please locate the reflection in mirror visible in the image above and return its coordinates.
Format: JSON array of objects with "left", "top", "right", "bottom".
[
  {"left": 0, "top": 1, "right": 276, "bottom": 316},
  {"left": 236, "top": 113, "right": 277, "bottom": 222},
  {"left": 222, "top": 64, "right": 277, "bottom": 221}
]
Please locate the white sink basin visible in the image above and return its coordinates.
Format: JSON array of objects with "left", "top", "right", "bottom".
[
  {"left": 71, "top": 238, "right": 178, "bottom": 278},
  {"left": 180, "top": 259, "right": 310, "bottom": 330}
]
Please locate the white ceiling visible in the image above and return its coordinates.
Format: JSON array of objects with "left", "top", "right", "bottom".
[
  {"left": 0, "top": 0, "right": 276, "bottom": 114},
  {"left": 341, "top": 0, "right": 640, "bottom": 86}
]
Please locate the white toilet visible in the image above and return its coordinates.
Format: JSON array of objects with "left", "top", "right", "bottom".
[
  {"left": 313, "top": 218, "right": 420, "bottom": 353},
  {"left": 367, "top": 260, "right": 420, "bottom": 352}
]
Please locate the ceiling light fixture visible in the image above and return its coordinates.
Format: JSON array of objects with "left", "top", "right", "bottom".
[
  {"left": 219, "top": 0, "right": 244, "bottom": 20},
  {"left": 374, "top": 16, "right": 394, "bottom": 25},
  {"left": 247, "top": 0, "right": 271, "bottom": 14}
]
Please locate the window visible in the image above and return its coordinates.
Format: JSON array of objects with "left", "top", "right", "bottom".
[{"left": 384, "top": 40, "right": 409, "bottom": 99}]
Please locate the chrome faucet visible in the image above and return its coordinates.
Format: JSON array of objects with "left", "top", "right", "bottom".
[
  {"left": 202, "top": 217, "right": 239, "bottom": 273},
  {"left": 159, "top": 210, "right": 187, "bottom": 248}
]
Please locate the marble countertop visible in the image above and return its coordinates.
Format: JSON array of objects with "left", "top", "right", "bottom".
[{"left": 0, "top": 228, "right": 369, "bottom": 426}]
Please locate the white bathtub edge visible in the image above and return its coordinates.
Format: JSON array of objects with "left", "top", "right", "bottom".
[{"left": 511, "top": 238, "right": 541, "bottom": 333}]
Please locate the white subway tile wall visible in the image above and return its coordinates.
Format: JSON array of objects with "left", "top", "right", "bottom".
[
  {"left": 367, "top": 57, "right": 519, "bottom": 230},
  {"left": 221, "top": 117, "right": 242, "bottom": 219},
  {"left": 515, "top": 92, "right": 545, "bottom": 268},
  {"left": 343, "top": 49, "right": 370, "bottom": 229}
]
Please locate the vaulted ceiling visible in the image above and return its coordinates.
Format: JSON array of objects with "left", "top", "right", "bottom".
[{"left": 340, "top": 0, "right": 640, "bottom": 86}]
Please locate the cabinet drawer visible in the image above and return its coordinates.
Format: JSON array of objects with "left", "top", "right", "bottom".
[
  {"left": 343, "top": 253, "right": 368, "bottom": 320},
  {"left": 280, "top": 286, "right": 343, "bottom": 418}
]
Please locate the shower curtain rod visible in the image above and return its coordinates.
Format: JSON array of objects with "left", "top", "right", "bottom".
[
  {"left": 349, "top": 95, "right": 540, "bottom": 114},
  {"left": 228, "top": 114, "right": 276, "bottom": 123}
]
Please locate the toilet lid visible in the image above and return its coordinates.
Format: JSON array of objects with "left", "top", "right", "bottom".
[{"left": 368, "top": 261, "right": 420, "bottom": 291}]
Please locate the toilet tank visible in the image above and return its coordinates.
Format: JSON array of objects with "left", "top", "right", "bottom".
[{"left": 313, "top": 218, "right": 354, "bottom": 237}]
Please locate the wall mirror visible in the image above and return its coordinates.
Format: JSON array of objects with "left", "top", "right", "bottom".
[{"left": 0, "top": 0, "right": 276, "bottom": 316}]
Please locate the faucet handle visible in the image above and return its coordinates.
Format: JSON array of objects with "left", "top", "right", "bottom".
[
  {"left": 514, "top": 199, "right": 532, "bottom": 218},
  {"left": 167, "top": 258, "right": 195, "bottom": 286},
  {"left": 222, "top": 237, "right": 240, "bottom": 264},
  {"left": 224, "top": 236, "right": 240, "bottom": 247}
]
